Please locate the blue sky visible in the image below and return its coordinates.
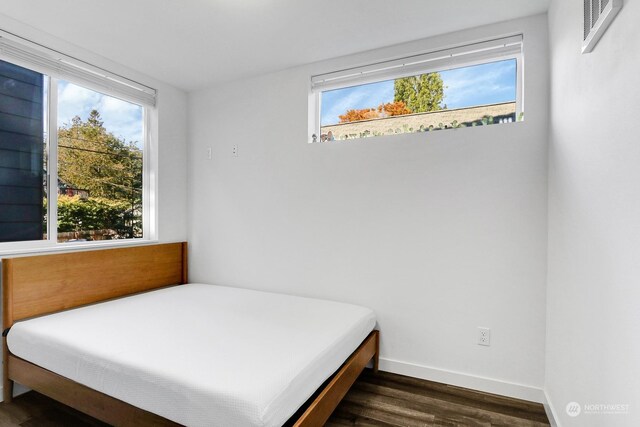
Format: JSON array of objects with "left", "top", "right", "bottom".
[
  {"left": 57, "top": 81, "right": 144, "bottom": 147},
  {"left": 321, "top": 59, "right": 516, "bottom": 126}
]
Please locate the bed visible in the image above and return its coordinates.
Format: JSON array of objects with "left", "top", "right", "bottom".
[{"left": 1, "top": 242, "right": 379, "bottom": 426}]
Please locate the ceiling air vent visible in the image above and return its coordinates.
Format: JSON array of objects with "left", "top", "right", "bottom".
[{"left": 583, "top": 0, "right": 623, "bottom": 53}]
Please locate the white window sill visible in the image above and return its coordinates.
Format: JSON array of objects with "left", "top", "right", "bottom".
[{"left": 0, "top": 239, "right": 160, "bottom": 258}]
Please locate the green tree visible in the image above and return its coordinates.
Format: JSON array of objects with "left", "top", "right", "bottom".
[
  {"left": 57, "top": 110, "right": 143, "bottom": 238},
  {"left": 58, "top": 110, "right": 142, "bottom": 201},
  {"left": 394, "top": 73, "right": 446, "bottom": 113},
  {"left": 56, "top": 196, "right": 131, "bottom": 234}
]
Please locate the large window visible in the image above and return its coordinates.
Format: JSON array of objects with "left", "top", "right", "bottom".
[
  {"left": 0, "top": 33, "right": 155, "bottom": 250},
  {"left": 56, "top": 81, "right": 144, "bottom": 243},
  {"left": 311, "top": 35, "right": 523, "bottom": 142}
]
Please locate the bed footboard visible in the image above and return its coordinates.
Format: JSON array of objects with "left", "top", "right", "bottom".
[{"left": 293, "top": 330, "right": 379, "bottom": 427}]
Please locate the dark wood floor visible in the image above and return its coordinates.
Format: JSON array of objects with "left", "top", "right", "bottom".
[
  {"left": 0, "top": 370, "right": 549, "bottom": 427},
  {"left": 328, "top": 370, "right": 549, "bottom": 427}
]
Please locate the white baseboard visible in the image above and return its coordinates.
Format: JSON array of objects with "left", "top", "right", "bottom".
[
  {"left": 543, "top": 388, "right": 562, "bottom": 427},
  {"left": 379, "top": 357, "right": 545, "bottom": 403}
]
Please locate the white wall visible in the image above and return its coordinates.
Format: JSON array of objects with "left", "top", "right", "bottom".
[
  {"left": 0, "top": 13, "right": 189, "bottom": 243},
  {"left": 546, "top": 0, "right": 640, "bottom": 425},
  {"left": 188, "top": 14, "right": 549, "bottom": 400},
  {"left": 155, "top": 85, "right": 188, "bottom": 242}
]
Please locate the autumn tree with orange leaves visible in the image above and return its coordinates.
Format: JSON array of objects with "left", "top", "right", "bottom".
[
  {"left": 378, "top": 101, "right": 412, "bottom": 117},
  {"left": 339, "top": 101, "right": 413, "bottom": 123},
  {"left": 339, "top": 108, "right": 379, "bottom": 123}
]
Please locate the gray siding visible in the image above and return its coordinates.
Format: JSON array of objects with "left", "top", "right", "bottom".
[{"left": 0, "top": 60, "right": 45, "bottom": 242}]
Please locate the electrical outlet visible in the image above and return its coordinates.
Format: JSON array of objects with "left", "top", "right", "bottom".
[
  {"left": 232, "top": 144, "right": 238, "bottom": 157},
  {"left": 478, "top": 327, "right": 491, "bottom": 346}
]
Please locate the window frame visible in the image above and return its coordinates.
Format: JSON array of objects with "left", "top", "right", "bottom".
[
  {"left": 309, "top": 35, "right": 524, "bottom": 142},
  {"left": 0, "top": 38, "right": 156, "bottom": 255}
]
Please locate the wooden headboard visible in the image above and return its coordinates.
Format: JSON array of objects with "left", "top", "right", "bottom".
[{"left": 2, "top": 242, "right": 188, "bottom": 329}]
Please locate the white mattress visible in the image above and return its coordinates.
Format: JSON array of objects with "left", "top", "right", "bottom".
[{"left": 7, "top": 283, "right": 375, "bottom": 427}]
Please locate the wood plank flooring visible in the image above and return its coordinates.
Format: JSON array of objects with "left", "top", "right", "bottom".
[
  {"left": 0, "top": 370, "right": 549, "bottom": 426},
  {"left": 327, "top": 370, "right": 550, "bottom": 426}
]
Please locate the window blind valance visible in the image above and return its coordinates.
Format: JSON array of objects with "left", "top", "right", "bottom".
[
  {"left": 311, "top": 34, "right": 523, "bottom": 92},
  {"left": 0, "top": 31, "right": 156, "bottom": 107}
]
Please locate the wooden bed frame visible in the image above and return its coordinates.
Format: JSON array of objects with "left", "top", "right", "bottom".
[{"left": 2, "top": 242, "right": 379, "bottom": 426}]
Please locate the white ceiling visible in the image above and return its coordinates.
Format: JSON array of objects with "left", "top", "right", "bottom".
[{"left": 0, "top": 1, "right": 549, "bottom": 92}]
